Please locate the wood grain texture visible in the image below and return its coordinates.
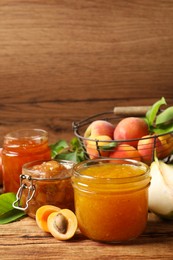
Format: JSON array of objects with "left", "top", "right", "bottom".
[
  {"left": 0, "top": 0, "right": 173, "bottom": 145},
  {"left": 0, "top": 214, "right": 173, "bottom": 259},
  {"left": 1, "top": 2, "right": 173, "bottom": 258}
]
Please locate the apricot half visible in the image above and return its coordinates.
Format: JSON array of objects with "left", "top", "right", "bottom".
[
  {"left": 47, "top": 209, "right": 78, "bottom": 240},
  {"left": 36, "top": 205, "right": 61, "bottom": 232}
]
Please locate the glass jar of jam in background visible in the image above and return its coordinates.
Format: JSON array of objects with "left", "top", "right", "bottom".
[
  {"left": 13, "top": 159, "right": 75, "bottom": 219},
  {"left": 72, "top": 158, "right": 150, "bottom": 243},
  {"left": 2, "top": 129, "right": 51, "bottom": 193}
]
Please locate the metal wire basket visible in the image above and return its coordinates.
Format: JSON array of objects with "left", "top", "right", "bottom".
[{"left": 72, "top": 108, "right": 173, "bottom": 165}]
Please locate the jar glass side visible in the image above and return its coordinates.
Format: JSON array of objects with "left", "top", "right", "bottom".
[
  {"left": 2, "top": 129, "right": 51, "bottom": 193},
  {"left": 72, "top": 158, "right": 150, "bottom": 243}
]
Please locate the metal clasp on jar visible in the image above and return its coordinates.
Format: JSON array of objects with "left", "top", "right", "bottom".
[{"left": 13, "top": 174, "right": 36, "bottom": 211}]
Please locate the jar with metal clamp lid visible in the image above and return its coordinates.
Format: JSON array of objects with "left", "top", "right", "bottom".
[{"left": 13, "top": 159, "right": 75, "bottom": 218}]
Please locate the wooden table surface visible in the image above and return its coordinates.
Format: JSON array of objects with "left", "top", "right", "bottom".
[
  {"left": 1, "top": 1, "right": 173, "bottom": 259},
  {"left": 0, "top": 213, "right": 173, "bottom": 260}
]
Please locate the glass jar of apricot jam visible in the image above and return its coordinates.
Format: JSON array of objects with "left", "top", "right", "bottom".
[
  {"left": 72, "top": 158, "right": 150, "bottom": 243},
  {"left": 2, "top": 129, "right": 51, "bottom": 193},
  {"left": 13, "top": 159, "right": 75, "bottom": 219}
]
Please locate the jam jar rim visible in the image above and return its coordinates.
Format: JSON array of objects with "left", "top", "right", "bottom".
[
  {"left": 72, "top": 158, "right": 150, "bottom": 185},
  {"left": 4, "top": 128, "right": 48, "bottom": 141},
  {"left": 22, "top": 159, "right": 75, "bottom": 181}
]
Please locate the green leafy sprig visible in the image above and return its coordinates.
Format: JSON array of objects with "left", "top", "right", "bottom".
[
  {"left": 145, "top": 97, "right": 173, "bottom": 134},
  {"left": 50, "top": 137, "right": 86, "bottom": 163}
]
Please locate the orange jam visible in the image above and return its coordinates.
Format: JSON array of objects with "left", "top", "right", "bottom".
[
  {"left": 72, "top": 158, "right": 150, "bottom": 243},
  {"left": 13, "top": 159, "right": 74, "bottom": 219},
  {"left": 2, "top": 129, "right": 51, "bottom": 193}
]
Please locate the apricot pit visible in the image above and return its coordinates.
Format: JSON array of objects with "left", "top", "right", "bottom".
[
  {"left": 47, "top": 209, "right": 78, "bottom": 240},
  {"left": 55, "top": 213, "right": 68, "bottom": 234}
]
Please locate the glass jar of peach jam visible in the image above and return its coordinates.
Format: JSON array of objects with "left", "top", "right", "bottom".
[
  {"left": 72, "top": 158, "right": 150, "bottom": 243},
  {"left": 2, "top": 129, "right": 51, "bottom": 193},
  {"left": 13, "top": 159, "right": 75, "bottom": 219}
]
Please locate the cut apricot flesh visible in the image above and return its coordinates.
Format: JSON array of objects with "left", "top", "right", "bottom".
[
  {"left": 47, "top": 209, "right": 78, "bottom": 240},
  {"left": 36, "top": 205, "right": 61, "bottom": 232}
]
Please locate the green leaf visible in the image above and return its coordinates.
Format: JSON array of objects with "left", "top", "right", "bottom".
[
  {"left": 100, "top": 141, "right": 118, "bottom": 151},
  {"left": 0, "top": 193, "right": 16, "bottom": 214},
  {"left": 55, "top": 150, "right": 84, "bottom": 163},
  {"left": 146, "top": 97, "right": 167, "bottom": 127},
  {"left": 0, "top": 193, "right": 26, "bottom": 224},
  {"left": 70, "top": 137, "right": 81, "bottom": 150},
  {"left": 55, "top": 151, "right": 76, "bottom": 161},
  {"left": 0, "top": 209, "right": 26, "bottom": 224},
  {"left": 50, "top": 137, "right": 86, "bottom": 163},
  {"left": 153, "top": 123, "right": 173, "bottom": 134},
  {"left": 49, "top": 140, "right": 69, "bottom": 159},
  {"left": 156, "top": 106, "right": 173, "bottom": 125}
]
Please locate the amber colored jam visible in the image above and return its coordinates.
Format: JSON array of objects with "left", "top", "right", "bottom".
[
  {"left": 21, "top": 160, "right": 74, "bottom": 218},
  {"left": 2, "top": 129, "right": 51, "bottom": 193},
  {"left": 72, "top": 159, "right": 150, "bottom": 243}
]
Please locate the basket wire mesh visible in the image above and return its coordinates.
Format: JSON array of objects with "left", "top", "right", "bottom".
[{"left": 73, "top": 111, "right": 173, "bottom": 165}]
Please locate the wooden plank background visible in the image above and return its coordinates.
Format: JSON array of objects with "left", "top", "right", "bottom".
[{"left": 0, "top": 0, "right": 173, "bottom": 146}]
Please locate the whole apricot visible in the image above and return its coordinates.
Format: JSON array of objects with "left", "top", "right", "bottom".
[
  {"left": 109, "top": 144, "right": 141, "bottom": 163},
  {"left": 84, "top": 120, "right": 114, "bottom": 139},
  {"left": 113, "top": 117, "right": 149, "bottom": 147},
  {"left": 137, "top": 135, "right": 163, "bottom": 165}
]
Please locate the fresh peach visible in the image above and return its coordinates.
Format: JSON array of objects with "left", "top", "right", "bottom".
[
  {"left": 113, "top": 117, "right": 149, "bottom": 147},
  {"left": 109, "top": 144, "right": 141, "bottom": 163},
  {"left": 85, "top": 135, "right": 113, "bottom": 159},
  {"left": 84, "top": 120, "right": 114, "bottom": 139},
  {"left": 137, "top": 135, "right": 162, "bottom": 165},
  {"left": 158, "top": 134, "right": 173, "bottom": 159}
]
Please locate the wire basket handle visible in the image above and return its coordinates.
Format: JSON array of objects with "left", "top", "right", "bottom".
[{"left": 113, "top": 106, "right": 150, "bottom": 117}]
